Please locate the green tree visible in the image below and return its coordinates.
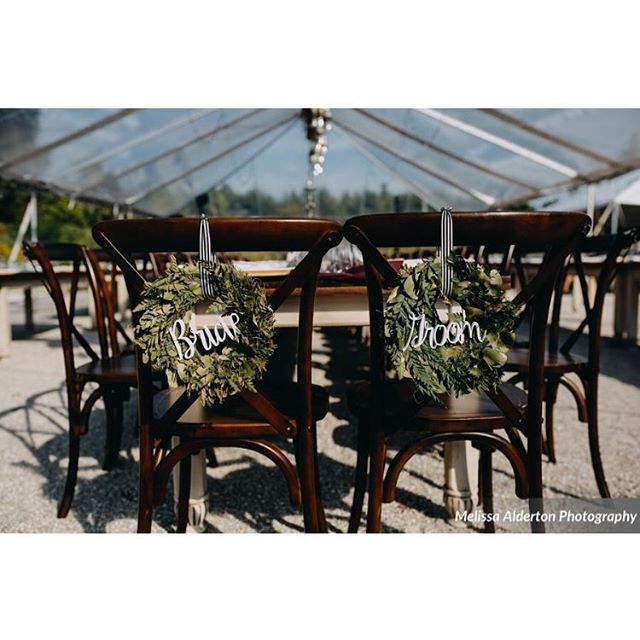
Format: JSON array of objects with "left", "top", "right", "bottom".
[
  {"left": 1, "top": 177, "right": 427, "bottom": 262},
  {"left": 0, "top": 179, "right": 111, "bottom": 262}
]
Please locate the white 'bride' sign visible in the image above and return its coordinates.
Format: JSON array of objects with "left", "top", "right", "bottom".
[{"left": 168, "top": 313, "right": 241, "bottom": 361}]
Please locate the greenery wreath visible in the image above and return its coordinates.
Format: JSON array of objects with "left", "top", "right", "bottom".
[
  {"left": 134, "top": 257, "right": 275, "bottom": 406},
  {"left": 384, "top": 254, "right": 522, "bottom": 402}
]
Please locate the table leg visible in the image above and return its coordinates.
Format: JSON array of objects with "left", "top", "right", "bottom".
[
  {"left": 572, "top": 276, "right": 581, "bottom": 311},
  {"left": 86, "top": 285, "right": 97, "bottom": 330},
  {"left": 171, "top": 437, "right": 209, "bottom": 531},
  {"left": 24, "top": 288, "right": 34, "bottom": 333},
  {"left": 615, "top": 270, "right": 640, "bottom": 344},
  {"left": 0, "top": 287, "right": 11, "bottom": 358},
  {"left": 443, "top": 441, "right": 478, "bottom": 523},
  {"left": 113, "top": 274, "right": 130, "bottom": 322}
]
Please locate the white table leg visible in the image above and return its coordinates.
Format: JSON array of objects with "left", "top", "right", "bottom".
[
  {"left": 571, "top": 276, "right": 582, "bottom": 311},
  {"left": 615, "top": 269, "right": 640, "bottom": 344},
  {"left": 443, "top": 441, "right": 478, "bottom": 523},
  {"left": 171, "top": 437, "right": 209, "bottom": 531},
  {"left": 113, "top": 274, "right": 130, "bottom": 322},
  {"left": 87, "top": 285, "right": 97, "bottom": 329}
]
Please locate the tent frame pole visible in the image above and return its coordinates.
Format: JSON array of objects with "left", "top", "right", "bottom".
[
  {"left": 593, "top": 201, "right": 615, "bottom": 236},
  {"left": 479, "top": 109, "right": 624, "bottom": 169},
  {"left": 417, "top": 108, "right": 579, "bottom": 178},
  {"left": 334, "top": 119, "right": 495, "bottom": 205},
  {"left": 50, "top": 109, "right": 217, "bottom": 182},
  {"left": 355, "top": 109, "right": 535, "bottom": 190},
  {"left": 8, "top": 192, "right": 37, "bottom": 267},
  {"left": 125, "top": 114, "right": 297, "bottom": 206},
  {"left": 75, "top": 109, "right": 266, "bottom": 198},
  {"left": 333, "top": 125, "right": 435, "bottom": 208},
  {"left": 0, "top": 110, "right": 139, "bottom": 171}
]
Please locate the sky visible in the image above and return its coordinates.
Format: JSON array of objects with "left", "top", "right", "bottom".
[{"left": 223, "top": 116, "right": 410, "bottom": 198}]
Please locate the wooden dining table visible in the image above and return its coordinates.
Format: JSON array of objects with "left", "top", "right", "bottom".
[{"left": 0, "top": 268, "right": 77, "bottom": 358}]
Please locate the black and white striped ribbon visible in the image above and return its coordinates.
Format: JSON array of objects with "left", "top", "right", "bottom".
[
  {"left": 439, "top": 206, "right": 453, "bottom": 299},
  {"left": 199, "top": 213, "right": 215, "bottom": 298}
]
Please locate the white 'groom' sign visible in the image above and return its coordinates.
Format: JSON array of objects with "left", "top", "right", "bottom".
[{"left": 402, "top": 308, "right": 487, "bottom": 352}]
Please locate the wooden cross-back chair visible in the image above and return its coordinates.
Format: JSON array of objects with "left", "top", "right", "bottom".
[
  {"left": 22, "top": 242, "right": 137, "bottom": 518},
  {"left": 505, "top": 228, "right": 638, "bottom": 497},
  {"left": 89, "top": 248, "right": 135, "bottom": 358},
  {"left": 343, "top": 210, "right": 590, "bottom": 533},
  {"left": 93, "top": 217, "right": 342, "bottom": 533}
]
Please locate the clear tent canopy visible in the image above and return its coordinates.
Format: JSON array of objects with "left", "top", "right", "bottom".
[{"left": 2, "top": 108, "right": 640, "bottom": 217}]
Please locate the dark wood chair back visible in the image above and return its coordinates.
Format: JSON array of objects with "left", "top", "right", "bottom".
[
  {"left": 549, "top": 228, "right": 638, "bottom": 365},
  {"left": 343, "top": 210, "right": 591, "bottom": 433},
  {"left": 22, "top": 242, "right": 130, "bottom": 438},
  {"left": 507, "top": 229, "right": 638, "bottom": 359},
  {"left": 22, "top": 243, "right": 98, "bottom": 380},
  {"left": 92, "top": 217, "right": 343, "bottom": 431},
  {"left": 83, "top": 247, "right": 134, "bottom": 359},
  {"left": 24, "top": 242, "right": 129, "bottom": 363}
]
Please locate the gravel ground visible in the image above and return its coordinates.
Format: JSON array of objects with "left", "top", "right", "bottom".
[{"left": 0, "top": 289, "right": 638, "bottom": 533}]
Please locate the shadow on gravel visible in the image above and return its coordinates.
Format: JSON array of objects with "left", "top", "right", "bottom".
[
  {"left": 0, "top": 383, "right": 175, "bottom": 533},
  {"left": 4, "top": 322, "right": 628, "bottom": 533}
]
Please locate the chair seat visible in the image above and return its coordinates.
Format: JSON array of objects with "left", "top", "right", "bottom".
[
  {"left": 505, "top": 347, "right": 587, "bottom": 374},
  {"left": 76, "top": 351, "right": 138, "bottom": 384},
  {"left": 153, "top": 382, "right": 330, "bottom": 438},
  {"left": 347, "top": 379, "right": 527, "bottom": 434}
]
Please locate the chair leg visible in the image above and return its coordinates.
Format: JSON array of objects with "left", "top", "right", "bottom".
[
  {"left": 102, "top": 387, "right": 124, "bottom": 471},
  {"left": 295, "top": 429, "right": 321, "bottom": 533},
  {"left": 366, "top": 430, "right": 386, "bottom": 533},
  {"left": 544, "top": 378, "right": 559, "bottom": 464},
  {"left": 137, "top": 424, "right": 154, "bottom": 533},
  {"left": 585, "top": 376, "right": 610, "bottom": 498},
  {"left": 176, "top": 452, "right": 191, "bottom": 533},
  {"left": 528, "top": 422, "right": 546, "bottom": 534},
  {"left": 479, "top": 449, "right": 495, "bottom": 533},
  {"left": 348, "top": 421, "right": 369, "bottom": 533},
  {"left": 57, "top": 428, "right": 81, "bottom": 518},
  {"left": 205, "top": 447, "right": 219, "bottom": 468},
  {"left": 312, "top": 424, "right": 328, "bottom": 533}
]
